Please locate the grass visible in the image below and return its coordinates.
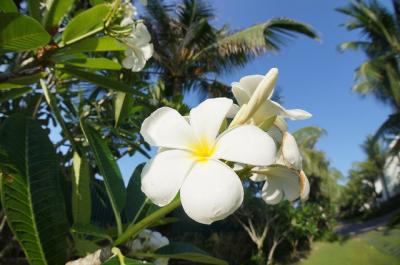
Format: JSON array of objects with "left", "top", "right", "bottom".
[{"left": 296, "top": 227, "right": 400, "bottom": 265}]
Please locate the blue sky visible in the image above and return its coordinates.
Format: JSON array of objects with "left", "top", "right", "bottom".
[{"left": 118, "top": 0, "right": 393, "bottom": 183}]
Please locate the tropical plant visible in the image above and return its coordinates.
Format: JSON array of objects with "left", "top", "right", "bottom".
[
  {"left": 143, "top": 0, "right": 318, "bottom": 97},
  {"left": 0, "top": 1, "right": 321, "bottom": 265},
  {"left": 340, "top": 136, "right": 390, "bottom": 217},
  {"left": 338, "top": 0, "right": 400, "bottom": 143}
]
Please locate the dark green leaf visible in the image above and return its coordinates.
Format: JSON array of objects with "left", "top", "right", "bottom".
[
  {"left": 154, "top": 243, "right": 228, "bottom": 265},
  {"left": 43, "top": 0, "right": 75, "bottom": 32},
  {"left": 0, "top": 0, "right": 18, "bottom": 12},
  {"left": 0, "top": 87, "right": 32, "bottom": 102},
  {"left": 27, "top": 0, "right": 41, "bottom": 21},
  {"left": 60, "top": 36, "right": 127, "bottom": 54},
  {"left": 64, "top": 57, "right": 122, "bottom": 70},
  {"left": 0, "top": 13, "right": 51, "bottom": 52},
  {"left": 124, "top": 163, "right": 146, "bottom": 221},
  {"left": 0, "top": 114, "right": 69, "bottom": 265},
  {"left": 80, "top": 121, "right": 126, "bottom": 233},
  {"left": 0, "top": 73, "right": 42, "bottom": 90},
  {"left": 72, "top": 152, "right": 92, "bottom": 225},
  {"left": 62, "top": 4, "right": 111, "bottom": 45},
  {"left": 61, "top": 66, "right": 141, "bottom": 95}
]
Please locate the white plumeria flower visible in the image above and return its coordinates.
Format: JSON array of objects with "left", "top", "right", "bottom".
[
  {"left": 122, "top": 22, "right": 153, "bottom": 72},
  {"left": 128, "top": 229, "right": 170, "bottom": 265},
  {"left": 140, "top": 98, "right": 276, "bottom": 224},
  {"left": 231, "top": 68, "right": 312, "bottom": 126},
  {"left": 251, "top": 132, "right": 309, "bottom": 204}
]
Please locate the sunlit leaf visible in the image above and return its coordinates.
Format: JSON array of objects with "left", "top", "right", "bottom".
[
  {"left": 0, "top": 13, "right": 50, "bottom": 52},
  {"left": 62, "top": 4, "right": 111, "bottom": 45}
]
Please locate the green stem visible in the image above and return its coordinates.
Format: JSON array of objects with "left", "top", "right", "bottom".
[
  {"left": 40, "top": 79, "right": 77, "bottom": 151},
  {"left": 130, "top": 198, "right": 149, "bottom": 225},
  {"left": 113, "top": 197, "right": 181, "bottom": 246}
]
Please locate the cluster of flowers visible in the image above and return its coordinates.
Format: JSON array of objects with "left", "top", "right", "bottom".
[
  {"left": 139, "top": 68, "right": 311, "bottom": 224},
  {"left": 127, "top": 229, "right": 170, "bottom": 265},
  {"left": 115, "top": 0, "right": 153, "bottom": 72}
]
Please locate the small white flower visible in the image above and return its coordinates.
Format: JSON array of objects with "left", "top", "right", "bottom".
[
  {"left": 140, "top": 98, "right": 276, "bottom": 224},
  {"left": 231, "top": 68, "right": 312, "bottom": 126},
  {"left": 122, "top": 22, "right": 153, "bottom": 72},
  {"left": 128, "top": 229, "right": 170, "bottom": 265}
]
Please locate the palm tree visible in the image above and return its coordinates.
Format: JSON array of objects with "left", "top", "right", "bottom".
[
  {"left": 361, "top": 136, "right": 390, "bottom": 199},
  {"left": 144, "top": 0, "right": 318, "bottom": 97},
  {"left": 338, "top": 0, "right": 400, "bottom": 142}
]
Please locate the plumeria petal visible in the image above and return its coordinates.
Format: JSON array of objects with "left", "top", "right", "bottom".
[
  {"left": 132, "top": 22, "right": 151, "bottom": 46},
  {"left": 280, "top": 132, "right": 302, "bottom": 170},
  {"left": 141, "top": 150, "right": 194, "bottom": 206},
  {"left": 231, "top": 83, "right": 250, "bottom": 106},
  {"left": 300, "top": 170, "right": 310, "bottom": 200},
  {"left": 189, "top": 98, "right": 233, "bottom": 143},
  {"left": 250, "top": 172, "right": 267, "bottom": 182},
  {"left": 238, "top": 75, "right": 265, "bottom": 96},
  {"left": 261, "top": 180, "right": 283, "bottom": 205},
  {"left": 141, "top": 43, "right": 154, "bottom": 60},
  {"left": 260, "top": 166, "right": 302, "bottom": 204},
  {"left": 141, "top": 107, "right": 197, "bottom": 149},
  {"left": 180, "top": 160, "right": 244, "bottom": 224},
  {"left": 268, "top": 101, "right": 312, "bottom": 120},
  {"left": 227, "top": 103, "right": 240, "bottom": 119},
  {"left": 214, "top": 125, "right": 276, "bottom": 166}
]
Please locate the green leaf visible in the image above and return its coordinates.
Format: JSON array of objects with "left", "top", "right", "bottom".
[
  {"left": 0, "top": 114, "right": 69, "bottom": 265},
  {"left": 61, "top": 66, "right": 141, "bottom": 95},
  {"left": 124, "top": 163, "right": 146, "bottom": 221},
  {"left": 64, "top": 57, "right": 122, "bottom": 70},
  {"left": 153, "top": 243, "right": 228, "bottom": 265},
  {"left": 60, "top": 36, "right": 127, "bottom": 54},
  {"left": 89, "top": 0, "right": 106, "bottom": 6},
  {"left": 0, "top": 13, "right": 51, "bottom": 52},
  {"left": 71, "top": 223, "right": 113, "bottom": 241},
  {"left": 103, "top": 257, "right": 152, "bottom": 265},
  {"left": 43, "top": 0, "right": 75, "bottom": 32},
  {"left": 73, "top": 237, "right": 100, "bottom": 256},
  {"left": 0, "top": 0, "right": 18, "bottom": 12},
  {"left": 27, "top": 0, "right": 41, "bottom": 21},
  {"left": 80, "top": 121, "right": 126, "bottom": 234},
  {"left": 114, "top": 92, "right": 133, "bottom": 127},
  {"left": 62, "top": 4, "right": 111, "bottom": 45},
  {"left": 0, "top": 87, "right": 32, "bottom": 102},
  {"left": 72, "top": 152, "right": 92, "bottom": 225},
  {"left": 0, "top": 73, "right": 42, "bottom": 90}
]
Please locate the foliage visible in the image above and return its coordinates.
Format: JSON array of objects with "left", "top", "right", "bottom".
[
  {"left": 143, "top": 0, "right": 318, "bottom": 97},
  {"left": 338, "top": 0, "right": 400, "bottom": 143},
  {"left": 0, "top": 0, "right": 322, "bottom": 265}
]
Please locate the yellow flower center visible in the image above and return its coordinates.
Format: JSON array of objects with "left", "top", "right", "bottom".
[{"left": 190, "top": 138, "right": 216, "bottom": 162}]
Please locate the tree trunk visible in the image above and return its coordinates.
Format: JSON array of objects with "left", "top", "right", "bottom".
[
  {"left": 256, "top": 243, "right": 266, "bottom": 265},
  {"left": 267, "top": 240, "right": 278, "bottom": 265}
]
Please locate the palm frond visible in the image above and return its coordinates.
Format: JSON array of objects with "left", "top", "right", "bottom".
[{"left": 215, "top": 18, "right": 319, "bottom": 57}]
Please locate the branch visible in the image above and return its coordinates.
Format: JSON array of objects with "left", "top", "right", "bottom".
[{"left": 65, "top": 247, "right": 111, "bottom": 265}]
